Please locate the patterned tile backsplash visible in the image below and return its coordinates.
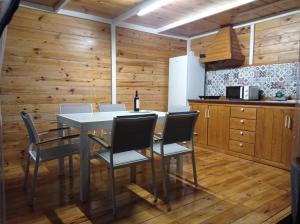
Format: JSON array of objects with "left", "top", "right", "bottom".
[{"left": 205, "top": 62, "right": 300, "bottom": 97}]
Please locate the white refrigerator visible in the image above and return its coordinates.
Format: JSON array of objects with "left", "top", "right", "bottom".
[{"left": 168, "top": 53, "right": 205, "bottom": 111}]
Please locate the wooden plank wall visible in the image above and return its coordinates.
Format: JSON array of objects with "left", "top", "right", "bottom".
[
  {"left": 191, "top": 26, "right": 250, "bottom": 66},
  {"left": 254, "top": 13, "right": 300, "bottom": 64},
  {"left": 0, "top": 8, "right": 112, "bottom": 161},
  {"left": 116, "top": 27, "right": 186, "bottom": 111},
  {"left": 191, "top": 12, "right": 300, "bottom": 66}
]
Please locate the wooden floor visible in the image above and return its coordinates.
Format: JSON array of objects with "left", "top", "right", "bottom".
[{"left": 5, "top": 148, "right": 291, "bottom": 224}]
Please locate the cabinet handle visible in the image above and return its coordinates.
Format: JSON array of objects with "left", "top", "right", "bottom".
[
  {"left": 240, "top": 119, "right": 244, "bottom": 124},
  {"left": 207, "top": 109, "right": 210, "bottom": 118},
  {"left": 288, "top": 116, "right": 292, "bottom": 129},
  {"left": 240, "top": 108, "right": 245, "bottom": 112},
  {"left": 284, "top": 116, "right": 288, "bottom": 128},
  {"left": 240, "top": 131, "right": 244, "bottom": 135},
  {"left": 239, "top": 143, "right": 244, "bottom": 147}
]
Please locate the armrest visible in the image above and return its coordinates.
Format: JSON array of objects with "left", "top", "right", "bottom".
[
  {"left": 88, "top": 134, "right": 110, "bottom": 149},
  {"left": 36, "top": 134, "right": 80, "bottom": 145},
  {"left": 38, "top": 127, "right": 71, "bottom": 136}
]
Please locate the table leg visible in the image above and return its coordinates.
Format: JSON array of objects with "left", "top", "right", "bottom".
[
  {"left": 80, "top": 129, "right": 90, "bottom": 202},
  {"left": 57, "top": 121, "right": 64, "bottom": 176}
]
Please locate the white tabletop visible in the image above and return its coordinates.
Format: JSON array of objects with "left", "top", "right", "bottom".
[
  {"left": 57, "top": 110, "right": 166, "bottom": 123},
  {"left": 57, "top": 110, "right": 166, "bottom": 130}
]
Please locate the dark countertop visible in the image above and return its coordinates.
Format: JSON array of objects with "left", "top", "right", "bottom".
[{"left": 188, "top": 99, "right": 297, "bottom": 107}]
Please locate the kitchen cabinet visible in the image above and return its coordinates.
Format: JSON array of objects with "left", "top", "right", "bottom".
[
  {"left": 229, "top": 140, "right": 254, "bottom": 156},
  {"left": 190, "top": 104, "right": 229, "bottom": 148},
  {"left": 190, "top": 103, "right": 208, "bottom": 145},
  {"left": 207, "top": 105, "right": 230, "bottom": 149},
  {"left": 189, "top": 100, "right": 296, "bottom": 170},
  {"left": 229, "top": 105, "right": 257, "bottom": 156},
  {"left": 230, "top": 118, "right": 256, "bottom": 131},
  {"left": 256, "top": 107, "right": 296, "bottom": 168}
]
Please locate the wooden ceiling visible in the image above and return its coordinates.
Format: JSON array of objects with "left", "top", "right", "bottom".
[
  {"left": 22, "top": 0, "right": 300, "bottom": 37},
  {"left": 162, "top": 0, "right": 300, "bottom": 37},
  {"left": 63, "top": 0, "right": 144, "bottom": 19},
  {"left": 124, "top": 0, "right": 232, "bottom": 29},
  {"left": 26, "top": 0, "right": 60, "bottom": 7}
]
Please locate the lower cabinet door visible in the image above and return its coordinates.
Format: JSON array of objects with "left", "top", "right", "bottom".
[
  {"left": 207, "top": 105, "right": 230, "bottom": 149},
  {"left": 281, "top": 109, "right": 296, "bottom": 167},
  {"left": 190, "top": 103, "right": 208, "bottom": 146},
  {"left": 256, "top": 107, "right": 295, "bottom": 167}
]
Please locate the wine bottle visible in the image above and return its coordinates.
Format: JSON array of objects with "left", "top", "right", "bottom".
[{"left": 134, "top": 90, "right": 140, "bottom": 112}]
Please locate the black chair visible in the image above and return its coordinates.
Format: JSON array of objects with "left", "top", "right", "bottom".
[
  {"left": 88, "top": 114, "right": 158, "bottom": 216},
  {"left": 153, "top": 111, "right": 199, "bottom": 201}
]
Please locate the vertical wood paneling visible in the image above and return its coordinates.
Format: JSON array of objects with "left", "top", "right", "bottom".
[
  {"left": 116, "top": 27, "right": 186, "bottom": 111},
  {"left": 0, "top": 8, "right": 112, "bottom": 161}
]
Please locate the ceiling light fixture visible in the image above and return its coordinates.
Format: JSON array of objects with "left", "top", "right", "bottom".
[
  {"left": 157, "top": 0, "right": 256, "bottom": 33},
  {"left": 137, "top": 0, "right": 173, "bottom": 16}
]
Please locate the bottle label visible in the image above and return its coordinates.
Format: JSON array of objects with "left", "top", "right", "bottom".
[{"left": 136, "top": 99, "right": 140, "bottom": 109}]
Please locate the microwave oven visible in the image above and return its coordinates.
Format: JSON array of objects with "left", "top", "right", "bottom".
[{"left": 226, "top": 86, "right": 259, "bottom": 100}]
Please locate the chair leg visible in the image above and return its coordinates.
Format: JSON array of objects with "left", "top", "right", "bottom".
[
  {"left": 68, "top": 156, "right": 73, "bottom": 177},
  {"left": 23, "top": 153, "right": 31, "bottom": 189},
  {"left": 130, "top": 165, "right": 136, "bottom": 183},
  {"left": 176, "top": 156, "right": 183, "bottom": 174},
  {"left": 160, "top": 157, "right": 168, "bottom": 201},
  {"left": 166, "top": 157, "right": 171, "bottom": 174},
  {"left": 110, "top": 168, "right": 117, "bottom": 216},
  {"left": 30, "top": 161, "right": 39, "bottom": 205},
  {"left": 191, "top": 151, "right": 198, "bottom": 187},
  {"left": 151, "top": 158, "right": 157, "bottom": 202}
]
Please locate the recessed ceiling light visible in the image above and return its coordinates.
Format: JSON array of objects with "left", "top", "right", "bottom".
[
  {"left": 137, "top": 0, "right": 173, "bottom": 16},
  {"left": 157, "top": 0, "right": 256, "bottom": 32}
]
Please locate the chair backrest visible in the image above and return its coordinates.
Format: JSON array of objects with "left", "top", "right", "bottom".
[
  {"left": 168, "top": 105, "right": 190, "bottom": 112},
  {"left": 59, "top": 103, "right": 93, "bottom": 114},
  {"left": 20, "top": 111, "right": 39, "bottom": 144},
  {"left": 110, "top": 114, "right": 158, "bottom": 154},
  {"left": 162, "top": 111, "right": 199, "bottom": 145},
  {"left": 99, "top": 104, "right": 126, "bottom": 112}
]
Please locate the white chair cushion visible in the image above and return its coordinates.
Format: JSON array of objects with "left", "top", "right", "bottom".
[
  {"left": 30, "top": 144, "right": 80, "bottom": 162},
  {"left": 153, "top": 143, "right": 192, "bottom": 156},
  {"left": 95, "top": 150, "right": 149, "bottom": 167}
]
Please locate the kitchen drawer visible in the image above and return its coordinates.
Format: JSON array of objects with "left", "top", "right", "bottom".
[
  {"left": 231, "top": 106, "right": 257, "bottom": 119},
  {"left": 230, "top": 129, "right": 255, "bottom": 143},
  {"left": 229, "top": 140, "right": 254, "bottom": 156},
  {"left": 230, "top": 118, "right": 256, "bottom": 131}
]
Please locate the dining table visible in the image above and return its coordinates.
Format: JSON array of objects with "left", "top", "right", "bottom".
[{"left": 57, "top": 110, "right": 166, "bottom": 202}]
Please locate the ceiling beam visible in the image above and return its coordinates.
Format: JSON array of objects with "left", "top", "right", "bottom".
[
  {"left": 113, "top": 0, "right": 163, "bottom": 24},
  {"left": 54, "top": 0, "right": 70, "bottom": 12},
  {"left": 117, "top": 21, "right": 188, "bottom": 40},
  {"left": 20, "top": 1, "right": 54, "bottom": 12},
  {"left": 57, "top": 9, "right": 113, "bottom": 24}
]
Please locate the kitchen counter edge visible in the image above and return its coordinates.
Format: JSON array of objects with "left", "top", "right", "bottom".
[{"left": 188, "top": 99, "right": 297, "bottom": 107}]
